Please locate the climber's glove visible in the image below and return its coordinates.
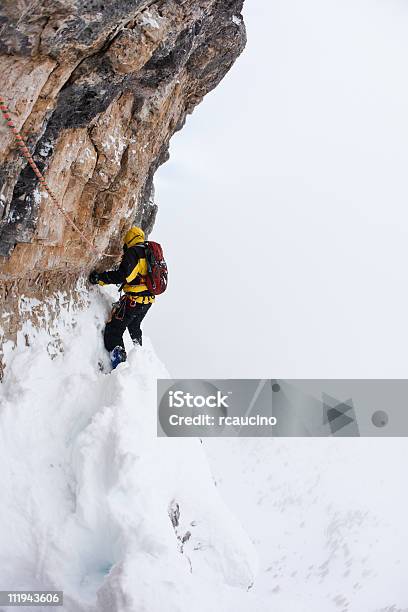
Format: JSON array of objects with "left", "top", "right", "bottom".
[{"left": 89, "top": 271, "right": 100, "bottom": 285}]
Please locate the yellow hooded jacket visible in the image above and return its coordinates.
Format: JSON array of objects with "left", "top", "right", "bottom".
[{"left": 97, "top": 227, "right": 155, "bottom": 304}]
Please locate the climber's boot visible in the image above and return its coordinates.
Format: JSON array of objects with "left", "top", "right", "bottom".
[{"left": 110, "top": 346, "right": 127, "bottom": 370}]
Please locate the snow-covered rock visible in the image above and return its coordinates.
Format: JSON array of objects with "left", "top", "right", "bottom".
[{"left": 0, "top": 289, "right": 258, "bottom": 612}]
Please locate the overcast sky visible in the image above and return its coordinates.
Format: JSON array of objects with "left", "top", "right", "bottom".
[{"left": 147, "top": 0, "right": 408, "bottom": 379}]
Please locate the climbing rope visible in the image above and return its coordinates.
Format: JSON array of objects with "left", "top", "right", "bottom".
[{"left": 0, "top": 94, "right": 119, "bottom": 258}]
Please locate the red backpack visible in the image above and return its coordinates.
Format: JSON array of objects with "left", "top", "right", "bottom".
[{"left": 144, "top": 241, "right": 168, "bottom": 295}]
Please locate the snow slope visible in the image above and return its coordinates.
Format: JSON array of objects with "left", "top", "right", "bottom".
[
  {"left": 2, "top": 285, "right": 407, "bottom": 612},
  {"left": 0, "top": 286, "right": 259, "bottom": 612},
  {"left": 205, "top": 437, "right": 408, "bottom": 612}
]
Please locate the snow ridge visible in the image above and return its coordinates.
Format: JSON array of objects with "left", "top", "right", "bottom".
[{"left": 0, "top": 289, "right": 258, "bottom": 612}]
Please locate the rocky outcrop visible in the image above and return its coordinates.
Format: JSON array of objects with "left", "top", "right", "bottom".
[{"left": 0, "top": 0, "right": 246, "bottom": 338}]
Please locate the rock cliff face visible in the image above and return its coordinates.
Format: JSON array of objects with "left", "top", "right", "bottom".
[{"left": 0, "top": 0, "right": 245, "bottom": 338}]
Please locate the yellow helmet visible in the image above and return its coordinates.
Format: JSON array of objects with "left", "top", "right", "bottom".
[{"left": 123, "top": 226, "right": 145, "bottom": 248}]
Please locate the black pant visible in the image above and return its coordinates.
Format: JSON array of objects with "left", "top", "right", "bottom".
[{"left": 104, "top": 296, "right": 152, "bottom": 352}]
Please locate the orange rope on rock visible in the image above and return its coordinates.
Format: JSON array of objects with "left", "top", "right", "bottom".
[{"left": 0, "top": 94, "right": 119, "bottom": 259}]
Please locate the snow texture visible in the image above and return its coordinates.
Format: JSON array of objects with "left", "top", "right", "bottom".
[
  {"left": 1, "top": 286, "right": 407, "bottom": 611},
  {"left": 205, "top": 438, "right": 408, "bottom": 611},
  {"left": 0, "top": 288, "right": 258, "bottom": 612}
]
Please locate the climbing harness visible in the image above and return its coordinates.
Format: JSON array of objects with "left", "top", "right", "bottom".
[
  {"left": 112, "top": 296, "right": 128, "bottom": 321},
  {"left": 0, "top": 94, "right": 119, "bottom": 258}
]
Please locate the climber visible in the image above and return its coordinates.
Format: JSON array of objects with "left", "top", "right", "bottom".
[{"left": 89, "top": 226, "right": 158, "bottom": 370}]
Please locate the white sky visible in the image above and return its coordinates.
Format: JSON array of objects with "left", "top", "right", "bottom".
[{"left": 147, "top": 0, "right": 408, "bottom": 378}]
